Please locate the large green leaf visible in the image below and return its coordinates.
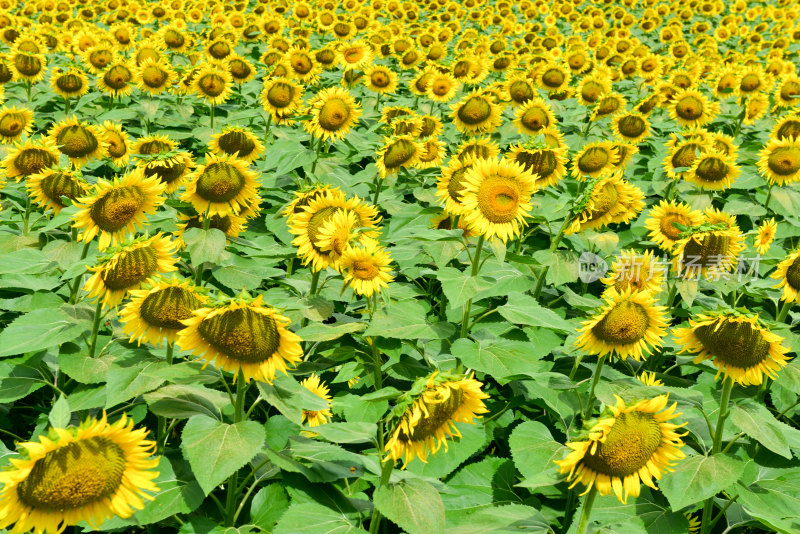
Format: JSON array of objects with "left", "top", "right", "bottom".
[
  {"left": 363, "top": 299, "right": 455, "bottom": 339},
  {"left": 183, "top": 228, "right": 229, "bottom": 266},
  {"left": 143, "top": 384, "right": 231, "bottom": 420},
  {"left": 566, "top": 487, "right": 689, "bottom": 534},
  {"left": 445, "top": 504, "right": 551, "bottom": 533},
  {"left": 272, "top": 502, "right": 368, "bottom": 534},
  {"left": 0, "top": 305, "right": 92, "bottom": 358},
  {"left": 497, "top": 292, "right": 572, "bottom": 332},
  {"left": 509, "top": 421, "right": 566, "bottom": 490},
  {"left": 181, "top": 415, "right": 266, "bottom": 495},
  {"left": 250, "top": 483, "right": 290, "bottom": 531},
  {"left": 373, "top": 478, "right": 445, "bottom": 534},
  {"left": 659, "top": 453, "right": 746, "bottom": 510},
  {"left": 256, "top": 374, "right": 331, "bottom": 424},
  {"left": 731, "top": 400, "right": 800, "bottom": 458},
  {"left": 451, "top": 337, "right": 552, "bottom": 382},
  {"left": 0, "top": 353, "right": 47, "bottom": 403}
]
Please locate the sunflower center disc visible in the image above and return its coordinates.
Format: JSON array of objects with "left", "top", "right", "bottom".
[
  {"left": 671, "top": 143, "right": 700, "bottom": 170},
  {"left": 521, "top": 107, "right": 549, "bottom": 131},
  {"left": 291, "top": 55, "right": 312, "bottom": 74},
  {"left": 542, "top": 69, "right": 564, "bottom": 88},
  {"left": 41, "top": 172, "right": 82, "bottom": 205},
  {"left": 694, "top": 319, "right": 771, "bottom": 368},
  {"left": 767, "top": 147, "right": 800, "bottom": 176},
  {"left": 582, "top": 412, "right": 662, "bottom": 477},
  {"left": 209, "top": 42, "right": 230, "bottom": 58},
  {"left": 596, "top": 97, "right": 620, "bottom": 116},
  {"left": 383, "top": 140, "right": 416, "bottom": 169},
  {"left": 740, "top": 74, "right": 760, "bottom": 92},
  {"left": 56, "top": 74, "right": 83, "bottom": 92},
  {"left": 198, "top": 308, "right": 280, "bottom": 362},
  {"left": 578, "top": 147, "right": 610, "bottom": 173},
  {"left": 0, "top": 112, "right": 25, "bottom": 136},
  {"left": 16, "top": 148, "right": 57, "bottom": 176},
  {"left": 447, "top": 166, "right": 471, "bottom": 202},
  {"left": 199, "top": 74, "right": 225, "bottom": 97},
  {"left": 318, "top": 98, "right": 351, "bottom": 131},
  {"left": 682, "top": 232, "right": 731, "bottom": 268},
  {"left": 267, "top": 83, "right": 294, "bottom": 108},
  {"left": 457, "top": 97, "right": 491, "bottom": 125},
  {"left": 592, "top": 301, "right": 650, "bottom": 344},
  {"left": 371, "top": 71, "right": 390, "bottom": 87},
  {"left": 660, "top": 214, "right": 688, "bottom": 241},
  {"left": 405, "top": 384, "right": 464, "bottom": 441},
  {"left": 353, "top": 259, "right": 379, "bottom": 280},
  {"left": 142, "top": 66, "right": 168, "bottom": 88},
  {"left": 515, "top": 150, "right": 556, "bottom": 178},
  {"left": 104, "top": 65, "right": 131, "bottom": 89},
  {"left": 105, "top": 132, "right": 126, "bottom": 158},
  {"left": 433, "top": 80, "right": 453, "bottom": 96},
  {"left": 138, "top": 139, "right": 171, "bottom": 155},
  {"left": 581, "top": 82, "right": 603, "bottom": 103},
  {"left": 785, "top": 257, "right": 800, "bottom": 291},
  {"left": 619, "top": 116, "right": 646, "bottom": 137},
  {"left": 695, "top": 157, "right": 729, "bottom": 182},
  {"left": 218, "top": 131, "right": 255, "bottom": 158},
  {"left": 676, "top": 96, "right": 703, "bottom": 120},
  {"left": 103, "top": 245, "right": 158, "bottom": 290},
  {"left": 509, "top": 81, "right": 533, "bottom": 103},
  {"left": 477, "top": 175, "right": 521, "bottom": 223},
  {"left": 781, "top": 81, "right": 800, "bottom": 101},
  {"left": 16, "top": 436, "right": 126, "bottom": 510},
  {"left": 196, "top": 162, "right": 246, "bottom": 202},
  {"left": 90, "top": 185, "right": 146, "bottom": 231},
  {"left": 307, "top": 206, "right": 342, "bottom": 252},
  {"left": 15, "top": 54, "right": 42, "bottom": 76},
  {"left": 56, "top": 125, "right": 98, "bottom": 158},
  {"left": 90, "top": 50, "right": 112, "bottom": 69},
  {"left": 140, "top": 286, "right": 201, "bottom": 329}
]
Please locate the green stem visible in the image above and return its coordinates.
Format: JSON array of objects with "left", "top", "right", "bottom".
[
  {"left": 263, "top": 114, "right": 272, "bottom": 160},
  {"left": 700, "top": 377, "right": 734, "bottom": 534},
  {"left": 665, "top": 282, "right": 678, "bottom": 312},
  {"left": 165, "top": 343, "right": 174, "bottom": 365},
  {"left": 210, "top": 103, "right": 215, "bottom": 129},
  {"left": 300, "top": 270, "right": 321, "bottom": 328},
  {"left": 732, "top": 101, "right": 746, "bottom": 139},
  {"left": 583, "top": 356, "right": 606, "bottom": 419},
  {"left": 225, "top": 371, "right": 247, "bottom": 526},
  {"left": 777, "top": 300, "right": 792, "bottom": 323},
  {"left": 372, "top": 176, "right": 384, "bottom": 207},
  {"left": 370, "top": 337, "right": 383, "bottom": 391},
  {"left": 368, "top": 458, "right": 395, "bottom": 534},
  {"left": 310, "top": 137, "right": 323, "bottom": 176},
  {"left": 429, "top": 99, "right": 434, "bottom": 116},
  {"left": 64, "top": 97, "right": 70, "bottom": 115},
  {"left": 460, "top": 236, "right": 485, "bottom": 340},
  {"left": 575, "top": 486, "right": 598, "bottom": 534},
  {"left": 88, "top": 300, "right": 104, "bottom": 358},
  {"left": 764, "top": 182, "right": 774, "bottom": 211},
  {"left": 194, "top": 210, "right": 212, "bottom": 285},
  {"left": 533, "top": 217, "right": 570, "bottom": 299},
  {"left": 69, "top": 240, "right": 92, "bottom": 304}
]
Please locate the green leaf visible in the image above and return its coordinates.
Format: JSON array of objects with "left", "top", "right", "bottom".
[
  {"left": 731, "top": 400, "right": 800, "bottom": 458},
  {"left": 445, "top": 504, "right": 551, "bottom": 533},
  {"left": 250, "top": 483, "right": 289, "bottom": 531},
  {"left": 567, "top": 487, "right": 689, "bottom": 534},
  {"left": 49, "top": 395, "right": 70, "bottom": 428},
  {"left": 272, "top": 502, "right": 368, "bottom": 534},
  {"left": 441, "top": 457, "right": 519, "bottom": 513},
  {"left": 183, "top": 228, "right": 229, "bottom": 266},
  {"left": 509, "top": 421, "right": 566, "bottom": 490},
  {"left": 736, "top": 471, "right": 800, "bottom": 533},
  {"left": 0, "top": 353, "right": 47, "bottom": 403},
  {"left": 143, "top": 384, "right": 230, "bottom": 420},
  {"left": 436, "top": 267, "right": 494, "bottom": 309},
  {"left": 659, "top": 453, "right": 746, "bottom": 510},
  {"left": 0, "top": 305, "right": 92, "bottom": 358},
  {"left": 295, "top": 321, "right": 366, "bottom": 342},
  {"left": 406, "top": 422, "right": 490, "bottom": 479},
  {"left": 0, "top": 248, "right": 57, "bottom": 275},
  {"left": 364, "top": 299, "right": 455, "bottom": 339},
  {"left": 256, "top": 374, "right": 331, "bottom": 424},
  {"left": 105, "top": 351, "right": 170, "bottom": 407},
  {"left": 373, "top": 478, "right": 445, "bottom": 534},
  {"left": 451, "top": 338, "right": 550, "bottom": 382},
  {"left": 310, "top": 422, "right": 376, "bottom": 444},
  {"left": 58, "top": 343, "right": 115, "bottom": 384},
  {"left": 181, "top": 415, "right": 266, "bottom": 495},
  {"left": 497, "top": 293, "right": 572, "bottom": 332}
]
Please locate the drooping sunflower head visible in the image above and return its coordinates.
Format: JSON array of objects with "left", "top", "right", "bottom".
[
  {"left": 11, "top": 51, "right": 46, "bottom": 83},
  {"left": 758, "top": 137, "right": 800, "bottom": 186},
  {"left": 135, "top": 58, "right": 174, "bottom": 95},
  {"left": 0, "top": 412, "right": 160, "bottom": 534},
  {"left": 567, "top": 172, "right": 645, "bottom": 234},
  {"left": 50, "top": 67, "right": 90, "bottom": 99},
  {"left": 27, "top": 167, "right": 90, "bottom": 214},
  {"left": 260, "top": 77, "right": 304, "bottom": 121},
  {"left": 644, "top": 199, "right": 704, "bottom": 251},
  {"left": 176, "top": 293, "right": 304, "bottom": 383},
  {"left": 611, "top": 111, "right": 651, "bottom": 143},
  {"left": 300, "top": 374, "right": 333, "bottom": 427},
  {"left": 576, "top": 76, "right": 612, "bottom": 106},
  {"left": 84, "top": 233, "right": 179, "bottom": 308},
  {"left": 97, "top": 59, "right": 134, "bottom": 98},
  {"left": 385, "top": 372, "right": 489, "bottom": 466},
  {"left": 455, "top": 136, "right": 500, "bottom": 162},
  {"left": 209, "top": 126, "right": 265, "bottom": 163},
  {"left": 304, "top": 86, "right": 362, "bottom": 143},
  {"left": 131, "top": 133, "right": 177, "bottom": 157},
  {"left": 590, "top": 92, "right": 627, "bottom": 121},
  {"left": 555, "top": 394, "right": 686, "bottom": 503},
  {"left": 180, "top": 153, "right": 259, "bottom": 217},
  {"left": 674, "top": 311, "right": 791, "bottom": 385},
  {"left": 0, "top": 105, "right": 33, "bottom": 143},
  {"left": 138, "top": 151, "right": 195, "bottom": 195},
  {"left": 48, "top": 115, "right": 108, "bottom": 166},
  {"left": 536, "top": 61, "right": 571, "bottom": 93},
  {"left": 416, "top": 138, "right": 447, "bottom": 169},
  {"left": 100, "top": 121, "right": 132, "bottom": 168},
  {"left": 506, "top": 143, "right": 568, "bottom": 189},
  {"left": 672, "top": 224, "right": 746, "bottom": 279},
  {"left": 601, "top": 249, "right": 665, "bottom": 297},
  {"left": 571, "top": 141, "right": 620, "bottom": 180},
  {"left": 375, "top": 135, "right": 420, "bottom": 178},
  {"left": 120, "top": 275, "right": 207, "bottom": 346},
  {"left": 685, "top": 151, "right": 740, "bottom": 191},
  {"left": 191, "top": 62, "right": 233, "bottom": 106},
  {"left": 450, "top": 89, "right": 503, "bottom": 135},
  {"left": 2, "top": 137, "right": 60, "bottom": 182},
  {"left": 73, "top": 169, "right": 167, "bottom": 251}
]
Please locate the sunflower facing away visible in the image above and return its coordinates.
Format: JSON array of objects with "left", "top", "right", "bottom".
[
  {"left": 672, "top": 224, "right": 745, "bottom": 279},
  {"left": 506, "top": 143, "right": 568, "bottom": 189},
  {"left": 300, "top": 374, "right": 333, "bottom": 427},
  {"left": 208, "top": 126, "right": 265, "bottom": 163},
  {"left": 674, "top": 311, "right": 791, "bottom": 385},
  {"left": 48, "top": 116, "right": 109, "bottom": 166},
  {"left": 0, "top": 413, "right": 159, "bottom": 534},
  {"left": 0, "top": 106, "right": 33, "bottom": 143},
  {"left": 385, "top": 373, "right": 489, "bottom": 466},
  {"left": 304, "top": 86, "right": 362, "bottom": 143},
  {"left": 555, "top": 394, "right": 686, "bottom": 504},
  {"left": 338, "top": 240, "right": 394, "bottom": 297},
  {"left": 575, "top": 288, "right": 669, "bottom": 361},
  {"left": 176, "top": 293, "right": 303, "bottom": 384},
  {"left": 436, "top": 156, "right": 477, "bottom": 216}
]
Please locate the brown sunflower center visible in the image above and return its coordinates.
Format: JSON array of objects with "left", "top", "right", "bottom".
[
  {"left": 785, "top": 257, "right": 800, "bottom": 291},
  {"left": 0, "top": 112, "right": 27, "bottom": 137},
  {"left": 675, "top": 96, "right": 703, "bottom": 120},
  {"left": 208, "top": 41, "right": 230, "bottom": 59},
  {"left": 457, "top": 97, "right": 492, "bottom": 125},
  {"left": 352, "top": 259, "right": 380, "bottom": 280},
  {"left": 592, "top": 301, "right": 650, "bottom": 345},
  {"left": 509, "top": 80, "right": 533, "bottom": 104},
  {"left": 90, "top": 185, "right": 146, "bottom": 231},
  {"left": 137, "top": 139, "right": 171, "bottom": 155},
  {"left": 105, "top": 131, "right": 126, "bottom": 158},
  {"left": 370, "top": 70, "right": 390, "bottom": 88},
  {"left": 317, "top": 98, "right": 351, "bottom": 131},
  {"left": 695, "top": 156, "right": 730, "bottom": 183},
  {"left": 103, "top": 65, "right": 132, "bottom": 89},
  {"left": 476, "top": 175, "right": 522, "bottom": 223},
  {"left": 141, "top": 65, "right": 168, "bottom": 88},
  {"left": 230, "top": 60, "right": 251, "bottom": 80},
  {"left": 102, "top": 245, "right": 158, "bottom": 290},
  {"left": 0, "top": 61, "right": 13, "bottom": 83},
  {"left": 198, "top": 73, "right": 225, "bottom": 97},
  {"left": 780, "top": 81, "right": 800, "bottom": 102},
  {"left": 447, "top": 166, "right": 471, "bottom": 202},
  {"left": 581, "top": 81, "right": 604, "bottom": 103},
  {"left": 671, "top": 143, "right": 700, "bottom": 170},
  {"left": 55, "top": 73, "right": 84, "bottom": 93},
  {"left": 403, "top": 384, "right": 464, "bottom": 441},
  {"left": 419, "top": 117, "right": 437, "bottom": 137},
  {"left": 514, "top": 149, "right": 557, "bottom": 178},
  {"left": 17, "top": 436, "right": 126, "bottom": 510},
  {"left": 15, "top": 147, "right": 57, "bottom": 176},
  {"left": 217, "top": 131, "right": 256, "bottom": 158},
  {"left": 520, "top": 106, "right": 549, "bottom": 131},
  {"left": 739, "top": 73, "right": 760, "bottom": 92},
  {"left": 197, "top": 307, "right": 280, "bottom": 362},
  {"left": 267, "top": 82, "right": 295, "bottom": 108},
  {"left": 382, "top": 139, "right": 416, "bottom": 169},
  {"left": 682, "top": 232, "right": 733, "bottom": 268},
  {"left": 767, "top": 146, "right": 800, "bottom": 176},
  {"left": 307, "top": 206, "right": 341, "bottom": 252},
  {"left": 56, "top": 125, "right": 98, "bottom": 158},
  {"left": 660, "top": 214, "right": 689, "bottom": 240},
  {"left": 140, "top": 285, "right": 201, "bottom": 329},
  {"left": 541, "top": 68, "right": 565, "bottom": 88},
  {"left": 144, "top": 159, "right": 186, "bottom": 184},
  {"left": 290, "top": 54, "right": 312, "bottom": 74},
  {"left": 582, "top": 412, "right": 662, "bottom": 477},
  {"left": 693, "top": 318, "right": 771, "bottom": 369},
  {"left": 164, "top": 30, "right": 184, "bottom": 48},
  {"left": 40, "top": 172, "right": 84, "bottom": 206},
  {"left": 89, "top": 50, "right": 113, "bottom": 69},
  {"left": 14, "top": 53, "right": 43, "bottom": 76},
  {"left": 618, "top": 115, "right": 646, "bottom": 138},
  {"left": 578, "top": 147, "right": 610, "bottom": 173},
  {"left": 196, "top": 162, "right": 246, "bottom": 202}
]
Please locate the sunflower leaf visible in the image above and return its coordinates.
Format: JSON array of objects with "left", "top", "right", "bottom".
[
  {"left": 659, "top": 453, "right": 746, "bottom": 510},
  {"left": 730, "top": 400, "right": 800, "bottom": 459},
  {"left": 373, "top": 478, "right": 445, "bottom": 534}
]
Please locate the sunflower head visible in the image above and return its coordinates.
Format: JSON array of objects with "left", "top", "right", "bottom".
[
  {"left": 2, "top": 138, "right": 60, "bottom": 182},
  {"left": 672, "top": 224, "right": 746, "bottom": 279},
  {"left": 758, "top": 137, "right": 800, "bottom": 186},
  {"left": 339, "top": 240, "right": 394, "bottom": 297},
  {"left": 0, "top": 105, "right": 33, "bottom": 143},
  {"left": 27, "top": 167, "right": 89, "bottom": 214},
  {"left": 209, "top": 126, "right": 264, "bottom": 162},
  {"left": 451, "top": 89, "right": 503, "bottom": 135},
  {"left": 49, "top": 116, "right": 108, "bottom": 166},
  {"left": 300, "top": 374, "right": 333, "bottom": 427},
  {"left": 305, "top": 86, "right": 362, "bottom": 143},
  {"left": 375, "top": 135, "right": 420, "bottom": 178}
]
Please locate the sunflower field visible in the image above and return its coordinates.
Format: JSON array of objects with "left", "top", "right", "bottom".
[{"left": 2, "top": 0, "right": 800, "bottom": 533}]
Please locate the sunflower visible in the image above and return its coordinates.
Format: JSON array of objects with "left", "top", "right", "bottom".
[
  {"left": 138, "top": 151, "right": 195, "bottom": 195},
  {"left": 11, "top": 51, "right": 46, "bottom": 83},
  {"left": 97, "top": 60, "right": 135, "bottom": 98},
  {"left": 672, "top": 226, "right": 746, "bottom": 279},
  {"left": 385, "top": 373, "right": 489, "bottom": 466},
  {"left": 590, "top": 92, "right": 627, "bottom": 121},
  {"left": 191, "top": 62, "right": 233, "bottom": 106},
  {"left": 674, "top": 311, "right": 791, "bottom": 385},
  {"left": 301, "top": 374, "right": 333, "bottom": 427},
  {"left": 774, "top": 75, "right": 800, "bottom": 110},
  {"left": 611, "top": 111, "right": 651, "bottom": 143},
  {"left": 84, "top": 234, "right": 178, "bottom": 308},
  {"left": 304, "top": 86, "right": 362, "bottom": 143},
  {"left": 135, "top": 58, "right": 174, "bottom": 95},
  {"left": 261, "top": 77, "right": 304, "bottom": 120},
  {"left": 2, "top": 138, "right": 60, "bottom": 182},
  {"left": 131, "top": 134, "right": 177, "bottom": 157},
  {"left": 536, "top": 62, "right": 571, "bottom": 93},
  {"left": 458, "top": 157, "right": 537, "bottom": 243},
  {"left": 555, "top": 394, "right": 686, "bottom": 504},
  {"left": 743, "top": 93, "right": 769, "bottom": 125},
  {"left": 48, "top": 116, "right": 108, "bottom": 167},
  {"left": 50, "top": 67, "right": 89, "bottom": 99},
  {"left": 227, "top": 54, "right": 256, "bottom": 85},
  {"left": 644, "top": 199, "right": 704, "bottom": 251},
  {"left": 505, "top": 74, "right": 536, "bottom": 106},
  {"left": 73, "top": 170, "right": 166, "bottom": 251},
  {"left": 638, "top": 372, "right": 664, "bottom": 387},
  {"left": 772, "top": 249, "right": 800, "bottom": 304},
  {"left": 436, "top": 156, "right": 477, "bottom": 216},
  {"left": 177, "top": 293, "right": 303, "bottom": 384},
  {"left": 375, "top": 135, "right": 420, "bottom": 178},
  {"left": 0, "top": 413, "right": 159, "bottom": 534},
  {"left": 506, "top": 143, "right": 568, "bottom": 189},
  {"left": 337, "top": 39, "right": 373, "bottom": 70},
  {"left": 339, "top": 240, "right": 394, "bottom": 296},
  {"left": 455, "top": 136, "right": 500, "bottom": 162},
  {"left": 209, "top": 126, "right": 265, "bottom": 163},
  {"left": 286, "top": 46, "right": 321, "bottom": 84},
  {"left": 575, "top": 288, "right": 668, "bottom": 361},
  {"left": 684, "top": 151, "right": 740, "bottom": 190},
  {"left": 755, "top": 218, "right": 777, "bottom": 255},
  {"left": 512, "top": 97, "right": 556, "bottom": 135},
  {"left": 120, "top": 276, "right": 207, "bottom": 346},
  {"left": 0, "top": 105, "right": 33, "bottom": 143},
  {"left": 450, "top": 89, "right": 503, "bottom": 136},
  {"left": 416, "top": 138, "right": 447, "bottom": 169},
  {"left": 601, "top": 250, "right": 665, "bottom": 297},
  {"left": 389, "top": 116, "right": 422, "bottom": 138},
  {"left": 663, "top": 136, "right": 705, "bottom": 179},
  {"left": 431, "top": 210, "right": 478, "bottom": 238},
  {"left": 567, "top": 173, "right": 645, "bottom": 234},
  {"left": 758, "top": 137, "right": 800, "bottom": 186},
  {"left": 100, "top": 121, "right": 132, "bottom": 168},
  {"left": 282, "top": 185, "right": 343, "bottom": 221},
  {"left": 576, "top": 77, "right": 612, "bottom": 106},
  {"left": 180, "top": 153, "right": 259, "bottom": 217},
  {"left": 409, "top": 66, "right": 436, "bottom": 97},
  {"left": 176, "top": 212, "right": 247, "bottom": 242},
  {"left": 713, "top": 65, "right": 740, "bottom": 99},
  {"left": 426, "top": 72, "right": 460, "bottom": 103},
  {"left": 571, "top": 141, "right": 620, "bottom": 180},
  {"left": 363, "top": 64, "right": 398, "bottom": 94},
  {"left": 27, "top": 167, "right": 89, "bottom": 214},
  {"left": 669, "top": 88, "right": 718, "bottom": 128}
]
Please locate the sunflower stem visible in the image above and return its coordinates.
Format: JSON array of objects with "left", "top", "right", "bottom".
[
  {"left": 210, "top": 103, "right": 215, "bottom": 129},
  {"left": 533, "top": 216, "right": 570, "bottom": 299},
  {"left": 583, "top": 356, "right": 606, "bottom": 419},
  {"left": 64, "top": 96, "right": 70, "bottom": 115},
  {"left": 372, "top": 176, "right": 384, "bottom": 207},
  {"left": 776, "top": 300, "right": 792, "bottom": 323},
  {"left": 224, "top": 372, "right": 248, "bottom": 526},
  {"left": 165, "top": 342, "right": 174, "bottom": 365},
  {"left": 764, "top": 182, "right": 774, "bottom": 211},
  {"left": 732, "top": 101, "right": 746, "bottom": 139},
  {"left": 310, "top": 136, "right": 324, "bottom": 177},
  {"left": 575, "top": 485, "right": 597, "bottom": 534},
  {"left": 263, "top": 113, "right": 272, "bottom": 160},
  {"left": 700, "top": 377, "right": 734, "bottom": 534},
  {"left": 368, "top": 457, "right": 394, "bottom": 534},
  {"left": 68, "top": 240, "right": 92, "bottom": 304},
  {"left": 459, "top": 235, "right": 485, "bottom": 344},
  {"left": 88, "top": 300, "right": 104, "bottom": 358},
  {"left": 301, "top": 270, "right": 322, "bottom": 329}
]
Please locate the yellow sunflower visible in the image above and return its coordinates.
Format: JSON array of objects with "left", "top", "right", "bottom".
[
  {"left": 571, "top": 141, "right": 620, "bottom": 180},
  {"left": 611, "top": 111, "right": 651, "bottom": 143},
  {"left": 505, "top": 74, "right": 536, "bottom": 106},
  {"left": 138, "top": 151, "right": 195, "bottom": 195},
  {"left": 26, "top": 167, "right": 89, "bottom": 215},
  {"left": 260, "top": 77, "right": 304, "bottom": 121},
  {"left": 684, "top": 151, "right": 740, "bottom": 190},
  {"left": 455, "top": 136, "right": 500, "bottom": 162},
  {"left": 601, "top": 250, "right": 665, "bottom": 297},
  {"left": 416, "top": 138, "right": 447, "bottom": 169},
  {"left": 0, "top": 413, "right": 159, "bottom": 534},
  {"left": 375, "top": 135, "right": 421, "bottom": 178},
  {"left": 208, "top": 126, "right": 265, "bottom": 163},
  {"left": 555, "top": 394, "right": 686, "bottom": 504},
  {"left": 512, "top": 97, "right": 556, "bottom": 135},
  {"left": 282, "top": 185, "right": 343, "bottom": 221},
  {"left": 644, "top": 199, "right": 704, "bottom": 251},
  {"left": 100, "top": 121, "right": 132, "bottom": 168},
  {"left": 426, "top": 72, "right": 460, "bottom": 103},
  {"left": 176, "top": 293, "right": 303, "bottom": 384},
  {"left": 535, "top": 61, "right": 571, "bottom": 93},
  {"left": 506, "top": 143, "right": 568, "bottom": 189},
  {"left": 72, "top": 170, "right": 166, "bottom": 251},
  {"left": 48, "top": 116, "right": 108, "bottom": 167},
  {"left": 286, "top": 46, "right": 321, "bottom": 85},
  {"left": 180, "top": 153, "right": 260, "bottom": 217},
  {"left": 669, "top": 88, "right": 718, "bottom": 128},
  {"left": 304, "top": 86, "right": 362, "bottom": 143},
  {"left": 11, "top": 51, "right": 46, "bottom": 83},
  {"left": 339, "top": 240, "right": 394, "bottom": 297},
  {"left": 458, "top": 157, "right": 538, "bottom": 243},
  {"left": 436, "top": 156, "right": 477, "bottom": 216},
  {"left": 674, "top": 311, "right": 791, "bottom": 385},
  {"left": 84, "top": 234, "right": 179, "bottom": 308},
  {"left": 758, "top": 137, "right": 800, "bottom": 186},
  {"left": 772, "top": 249, "right": 800, "bottom": 304},
  {"left": 301, "top": 374, "right": 333, "bottom": 427},
  {"left": 191, "top": 62, "right": 233, "bottom": 106},
  {"left": 385, "top": 372, "right": 489, "bottom": 466},
  {"left": 363, "top": 64, "right": 398, "bottom": 94},
  {"left": 451, "top": 89, "right": 503, "bottom": 135},
  {"left": 590, "top": 92, "right": 627, "bottom": 122},
  {"left": 0, "top": 105, "right": 33, "bottom": 143},
  {"left": 97, "top": 60, "right": 135, "bottom": 98},
  {"left": 638, "top": 372, "right": 664, "bottom": 387},
  {"left": 135, "top": 58, "right": 174, "bottom": 95},
  {"left": 567, "top": 172, "right": 645, "bottom": 234},
  {"left": 336, "top": 39, "right": 373, "bottom": 70},
  {"left": 672, "top": 226, "right": 746, "bottom": 279},
  {"left": 50, "top": 67, "right": 90, "bottom": 99},
  {"left": 119, "top": 276, "right": 207, "bottom": 347}
]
